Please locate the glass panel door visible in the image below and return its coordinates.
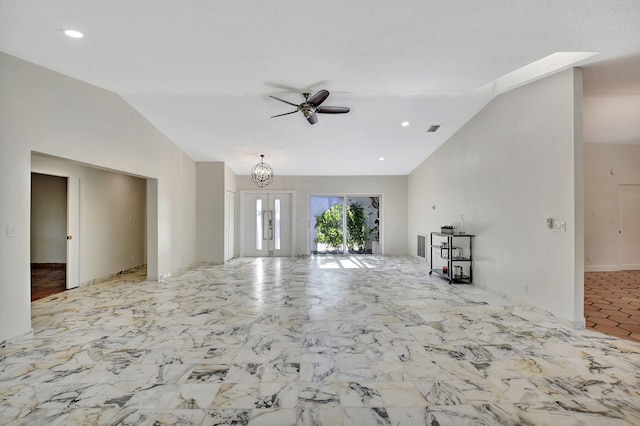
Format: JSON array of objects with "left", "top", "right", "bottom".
[
  {"left": 256, "top": 198, "right": 263, "bottom": 251},
  {"left": 311, "top": 196, "right": 345, "bottom": 254},
  {"left": 310, "top": 195, "right": 381, "bottom": 255},
  {"left": 243, "top": 192, "right": 293, "bottom": 257},
  {"left": 346, "top": 196, "right": 380, "bottom": 254}
]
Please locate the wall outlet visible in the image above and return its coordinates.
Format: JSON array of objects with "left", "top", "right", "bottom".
[{"left": 6, "top": 225, "right": 19, "bottom": 238}]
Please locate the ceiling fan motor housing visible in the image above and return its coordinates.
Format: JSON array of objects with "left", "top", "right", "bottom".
[{"left": 301, "top": 105, "right": 315, "bottom": 117}]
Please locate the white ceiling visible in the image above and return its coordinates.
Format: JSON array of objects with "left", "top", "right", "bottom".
[{"left": 2, "top": 0, "right": 639, "bottom": 175}]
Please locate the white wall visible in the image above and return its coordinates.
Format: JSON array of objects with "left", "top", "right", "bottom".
[
  {"left": 196, "top": 162, "right": 225, "bottom": 263},
  {"left": 195, "top": 162, "right": 239, "bottom": 263},
  {"left": 0, "top": 53, "right": 196, "bottom": 341},
  {"left": 585, "top": 143, "right": 640, "bottom": 271},
  {"left": 236, "top": 175, "right": 408, "bottom": 256},
  {"left": 31, "top": 155, "right": 147, "bottom": 282},
  {"left": 30, "top": 173, "right": 67, "bottom": 263},
  {"left": 408, "top": 68, "right": 584, "bottom": 325}
]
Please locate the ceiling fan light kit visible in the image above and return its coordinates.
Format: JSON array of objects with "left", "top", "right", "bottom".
[
  {"left": 250, "top": 154, "right": 274, "bottom": 188},
  {"left": 270, "top": 89, "right": 350, "bottom": 125}
]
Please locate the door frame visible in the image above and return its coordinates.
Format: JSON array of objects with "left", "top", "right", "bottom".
[
  {"left": 224, "top": 190, "right": 236, "bottom": 261},
  {"left": 239, "top": 190, "right": 296, "bottom": 257}
]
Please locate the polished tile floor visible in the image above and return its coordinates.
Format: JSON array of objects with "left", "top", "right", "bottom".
[
  {"left": 584, "top": 271, "right": 640, "bottom": 343},
  {"left": 2, "top": 256, "right": 640, "bottom": 425},
  {"left": 30, "top": 263, "right": 66, "bottom": 302}
]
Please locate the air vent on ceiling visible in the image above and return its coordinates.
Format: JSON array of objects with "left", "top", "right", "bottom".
[{"left": 426, "top": 124, "right": 441, "bottom": 133}]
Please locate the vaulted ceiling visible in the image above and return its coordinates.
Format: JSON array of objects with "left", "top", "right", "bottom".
[{"left": 2, "top": 1, "right": 639, "bottom": 175}]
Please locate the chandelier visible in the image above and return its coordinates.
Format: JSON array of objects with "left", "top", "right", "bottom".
[{"left": 250, "top": 154, "right": 274, "bottom": 188}]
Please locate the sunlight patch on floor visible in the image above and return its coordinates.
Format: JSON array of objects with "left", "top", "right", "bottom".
[{"left": 315, "top": 255, "right": 377, "bottom": 269}]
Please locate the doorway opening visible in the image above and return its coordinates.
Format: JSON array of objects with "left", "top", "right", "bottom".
[
  {"left": 583, "top": 184, "right": 640, "bottom": 343},
  {"left": 30, "top": 173, "right": 68, "bottom": 301},
  {"left": 31, "top": 153, "right": 154, "bottom": 298},
  {"left": 310, "top": 195, "right": 381, "bottom": 255}
]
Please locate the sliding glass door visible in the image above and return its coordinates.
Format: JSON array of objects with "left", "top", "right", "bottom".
[
  {"left": 310, "top": 196, "right": 344, "bottom": 254},
  {"left": 310, "top": 195, "right": 380, "bottom": 254}
]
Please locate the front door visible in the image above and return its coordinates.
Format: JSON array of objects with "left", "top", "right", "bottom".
[{"left": 243, "top": 192, "right": 293, "bottom": 257}]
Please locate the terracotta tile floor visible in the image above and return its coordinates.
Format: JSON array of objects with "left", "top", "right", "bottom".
[
  {"left": 584, "top": 270, "right": 640, "bottom": 343},
  {"left": 31, "top": 263, "right": 66, "bottom": 302}
]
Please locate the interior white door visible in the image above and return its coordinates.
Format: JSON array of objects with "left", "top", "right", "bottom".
[
  {"left": 66, "top": 176, "right": 80, "bottom": 289},
  {"left": 243, "top": 192, "right": 292, "bottom": 257},
  {"left": 619, "top": 186, "right": 640, "bottom": 270},
  {"left": 225, "top": 191, "right": 235, "bottom": 261}
]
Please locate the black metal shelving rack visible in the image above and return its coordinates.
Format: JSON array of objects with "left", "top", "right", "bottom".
[{"left": 428, "top": 232, "right": 474, "bottom": 284}]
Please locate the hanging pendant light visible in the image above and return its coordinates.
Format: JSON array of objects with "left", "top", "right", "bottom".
[{"left": 250, "top": 154, "right": 274, "bottom": 188}]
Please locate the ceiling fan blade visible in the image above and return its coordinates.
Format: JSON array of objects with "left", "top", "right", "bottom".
[
  {"left": 269, "top": 95, "right": 299, "bottom": 107},
  {"left": 306, "top": 113, "right": 318, "bottom": 125},
  {"left": 308, "top": 90, "right": 330, "bottom": 107},
  {"left": 271, "top": 110, "right": 298, "bottom": 118},
  {"left": 266, "top": 82, "right": 305, "bottom": 92},
  {"left": 316, "top": 106, "right": 350, "bottom": 114},
  {"left": 266, "top": 80, "right": 328, "bottom": 93}
]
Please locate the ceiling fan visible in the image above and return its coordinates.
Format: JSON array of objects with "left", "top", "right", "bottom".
[{"left": 270, "top": 90, "right": 350, "bottom": 125}]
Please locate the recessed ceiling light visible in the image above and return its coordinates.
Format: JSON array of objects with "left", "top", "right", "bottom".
[
  {"left": 401, "top": 121, "right": 410, "bottom": 127},
  {"left": 63, "top": 29, "right": 84, "bottom": 38},
  {"left": 379, "top": 157, "right": 385, "bottom": 161}
]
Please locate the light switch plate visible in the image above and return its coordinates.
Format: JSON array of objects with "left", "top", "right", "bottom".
[{"left": 7, "top": 225, "right": 19, "bottom": 237}]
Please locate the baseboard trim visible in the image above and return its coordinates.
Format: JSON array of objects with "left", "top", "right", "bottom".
[
  {"left": 584, "top": 265, "right": 620, "bottom": 272},
  {"left": 82, "top": 264, "right": 147, "bottom": 286},
  {"left": 620, "top": 264, "right": 640, "bottom": 271},
  {"left": 0, "top": 328, "right": 34, "bottom": 347}
]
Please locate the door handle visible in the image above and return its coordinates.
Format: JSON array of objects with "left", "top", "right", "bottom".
[
  {"left": 262, "top": 210, "right": 267, "bottom": 240},
  {"left": 269, "top": 210, "right": 274, "bottom": 240}
]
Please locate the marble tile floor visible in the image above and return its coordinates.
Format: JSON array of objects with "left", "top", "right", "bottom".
[{"left": 1, "top": 256, "right": 640, "bottom": 425}]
